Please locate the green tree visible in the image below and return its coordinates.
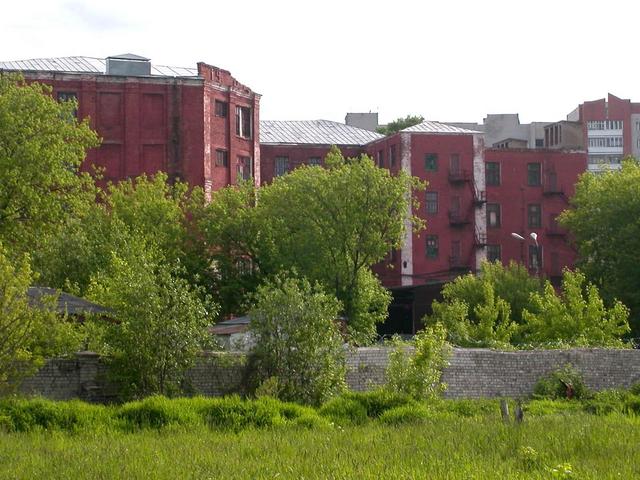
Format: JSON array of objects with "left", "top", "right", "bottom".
[
  {"left": 559, "top": 159, "right": 640, "bottom": 333},
  {"left": 35, "top": 173, "right": 201, "bottom": 297},
  {"left": 0, "top": 75, "right": 99, "bottom": 256},
  {"left": 376, "top": 115, "right": 424, "bottom": 135},
  {"left": 0, "top": 245, "right": 81, "bottom": 392},
  {"left": 385, "top": 322, "right": 451, "bottom": 400},
  {"left": 427, "top": 261, "right": 541, "bottom": 346},
  {"left": 521, "top": 269, "right": 630, "bottom": 347},
  {"left": 257, "top": 147, "right": 424, "bottom": 344},
  {"left": 87, "top": 237, "right": 217, "bottom": 398},
  {"left": 248, "top": 275, "right": 346, "bottom": 406}
]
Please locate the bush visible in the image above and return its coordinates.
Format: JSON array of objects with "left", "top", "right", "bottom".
[
  {"left": 248, "top": 276, "right": 346, "bottom": 406},
  {"left": 0, "top": 397, "right": 106, "bottom": 432},
  {"left": 533, "top": 364, "right": 589, "bottom": 400},
  {"left": 583, "top": 389, "right": 638, "bottom": 416},
  {"left": 385, "top": 323, "right": 451, "bottom": 400},
  {"left": 117, "top": 396, "right": 201, "bottom": 430},
  {"left": 319, "top": 397, "right": 368, "bottom": 426},
  {"left": 343, "top": 390, "right": 417, "bottom": 418},
  {"left": 378, "top": 404, "right": 432, "bottom": 425}
]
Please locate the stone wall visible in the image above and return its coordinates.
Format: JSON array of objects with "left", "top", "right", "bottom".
[{"left": 18, "top": 347, "right": 640, "bottom": 402}]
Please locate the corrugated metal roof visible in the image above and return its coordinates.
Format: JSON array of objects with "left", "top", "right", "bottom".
[
  {"left": 27, "top": 287, "right": 114, "bottom": 316},
  {"left": 260, "top": 120, "right": 384, "bottom": 146},
  {"left": 0, "top": 56, "right": 199, "bottom": 78},
  {"left": 401, "top": 121, "right": 481, "bottom": 134}
]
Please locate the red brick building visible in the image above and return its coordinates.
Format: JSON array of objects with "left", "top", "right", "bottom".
[
  {"left": 259, "top": 120, "right": 382, "bottom": 183},
  {"left": 0, "top": 54, "right": 261, "bottom": 194}
]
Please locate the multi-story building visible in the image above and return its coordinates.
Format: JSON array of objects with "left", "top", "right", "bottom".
[
  {"left": 259, "top": 120, "right": 382, "bottom": 184},
  {"left": 0, "top": 54, "right": 262, "bottom": 194},
  {"left": 566, "top": 93, "right": 640, "bottom": 172}
]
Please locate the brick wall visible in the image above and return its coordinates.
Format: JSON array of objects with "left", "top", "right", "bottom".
[{"left": 18, "top": 348, "right": 640, "bottom": 401}]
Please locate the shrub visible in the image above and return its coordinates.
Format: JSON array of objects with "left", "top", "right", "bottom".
[
  {"left": 583, "top": 389, "right": 635, "bottom": 416},
  {"left": 319, "top": 397, "right": 368, "bottom": 426},
  {"left": 0, "top": 397, "right": 106, "bottom": 432},
  {"left": 533, "top": 364, "right": 589, "bottom": 400},
  {"left": 248, "top": 276, "right": 346, "bottom": 406},
  {"left": 385, "top": 322, "right": 451, "bottom": 400},
  {"left": 343, "top": 390, "right": 417, "bottom": 418},
  {"left": 117, "top": 396, "right": 200, "bottom": 430},
  {"left": 435, "top": 399, "right": 499, "bottom": 418},
  {"left": 378, "top": 404, "right": 432, "bottom": 425}
]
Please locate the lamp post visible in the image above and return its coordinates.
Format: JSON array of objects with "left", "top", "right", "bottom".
[{"left": 511, "top": 232, "right": 540, "bottom": 276}]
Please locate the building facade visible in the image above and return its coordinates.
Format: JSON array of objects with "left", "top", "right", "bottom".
[{"left": 0, "top": 54, "right": 261, "bottom": 194}]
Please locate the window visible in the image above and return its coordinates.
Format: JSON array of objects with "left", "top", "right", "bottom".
[
  {"left": 214, "top": 100, "right": 228, "bottom": 117},
  {"left": 377, "top": 150, "right": 384, "bottom": 167},
  {"left": 587, "top": 120, "right": 623, "bottom": 131},
  {"left": 235, "top": 106, "right": 252, "bottom": 138},
  {"left": 535, "top": 139, "right": 544, "bottom": 148},
  {"left": 486, "top": 203, "right": 501, "bottom": 228},
  {"left": 57, "top": 91, "right": 78, "bottom": 117},
  {"left": 450, "top": 154, "right": 460, "bottom": 174},
  {"left": 426, "top": 235, "right": 439, "bottom": 258},
  {"left": 308, "top": 157, "right": 321, "bottom": 166},
  {"left": 215, "top": 149, "right": 228, "bottom": 167},
  {"left": 527, "top": 163, "right": 541, "bottom": 186},
  {"left": 529, "top": 245, "right": 543, "bottom": 270},
  {"left": 528, "top": 204, "right": 542, "bottom": 228},
  {"left": 389, "top": 144, "right": 397, "bottom": 167},
  {"left": 275, "top": 156, "right": 289, "bottom": 177},
  {"left": 425, "top": 153, "right": 438, "bottom": 171},
  {"left": 486, "top": 162, "right": 500, "bottom": 186},
  {"left": 237, "top": 156, "right": 251, "bottom": 181},
  {"left": 487, "top": 245, "right": 501, "bottom": 262},
  {"left": 425, "top": 192, "right": 438, "bottom": 214}
]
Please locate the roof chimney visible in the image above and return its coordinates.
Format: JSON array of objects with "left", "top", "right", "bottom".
[{"left": 106, "top": 53, "right": 151, "bottom": 76}]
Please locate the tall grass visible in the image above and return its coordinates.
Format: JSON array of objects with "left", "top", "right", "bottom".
[{"left": 1, "top": 415, "right": 639, "bottom": 479}]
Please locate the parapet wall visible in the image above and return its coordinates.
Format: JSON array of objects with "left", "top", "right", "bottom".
[{"left": 18, "top": 348, "right": 640, "bottom": 402}]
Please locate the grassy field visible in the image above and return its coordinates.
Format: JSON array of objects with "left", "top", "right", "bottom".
[{"left": 1, "top": 414, "right": 639, "bottom": 479}]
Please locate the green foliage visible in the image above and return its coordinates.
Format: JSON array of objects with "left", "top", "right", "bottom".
[
  {"left": 0, "top": 245, "right": 82, "bottom": 391},
  {"left": 521, "top": 269, "right": 630, "bottom": 347},
  {"left": 87, "top": 240, "right": 217, "bottom": 399},
  {"left": 318, "top": 396, "right": 368, "bottom": 426},
  {"left": 200, "top": 147, "right": 424, "bottom": 343},
  {"left": 524, "top": 399, "right": 584, "bottom": 416},
  {"left": 559, "top": 159, "right": 640, "bottom": 334},
  {"left": 385, "top": 323, "right": 451, "bottom": 400},
  {"left": 35, "top": 173, "right": 199, "bottom": 298},
  {"left": 376, "top": 115, "right": 424, "bottom": 135},
  {"left": 428, "top": 261, "right": 541, "bottom": 346},
  {"left": 0, "top": 74, "right": 99, "bottom": 256},
  {"left": 533, "top": 364, "right": 589, "bottom": 400},
  {"left": 248, "top": 275, "right": 346, "bottom": 406},
  {"left": 342, "top": 390, "right": 417, "bottom": 418},
  {"left": 378, "top": 404, "right": 432, "bottom": 425}
]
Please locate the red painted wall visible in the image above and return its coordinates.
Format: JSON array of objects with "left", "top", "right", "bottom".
[{"left": 485, "top": 148, "right": 587, "bottom": 279}]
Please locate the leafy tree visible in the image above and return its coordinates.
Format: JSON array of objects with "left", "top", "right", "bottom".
[
  {"left": 247, "top": 275, "right": 346, "bottom": 406},
  {"left": 427, "top": 261, "right": 541, "bottom": 346},
  {"left": 257, "top": 147, "right": 424, "bottom": 344},
  {"left": 376, "top": 115, "right": 424, "bottom": 135},
  {"left": 385, "top": 322, "right": 451, "bottom": 400},
  {"left": 196, "top": 181, "right": 264, "bottom": 317},
  {"left": 0, "top": 245, "right": 81, "bottom": 392},
  {"left": 521, "top": 269, "right": 630, "bottom": 347},
  {"left": 87, "top": 237, "right": 217, "bottom": 398},
  {"left": 35, "top": 173, "right": 201, "bottom": 297},
  {"left": 0, "top": 74, "right": 99, "bottom": 257},
  {"left": 559, "top": 159, "right": 640, "bottom": 334}
]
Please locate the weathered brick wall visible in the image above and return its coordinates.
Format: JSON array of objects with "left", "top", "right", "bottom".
[{"left": 18, "top": 348, "right": 640, "bottom": 401}]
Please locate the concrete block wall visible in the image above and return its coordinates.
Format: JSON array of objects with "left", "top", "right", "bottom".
[{"left": 17, "top": 348, "right": 640, "bottom": 402}]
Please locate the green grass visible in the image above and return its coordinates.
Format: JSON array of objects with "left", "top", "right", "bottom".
[{"left": 1, "top": 415, "right": 639, "bottom": 479}]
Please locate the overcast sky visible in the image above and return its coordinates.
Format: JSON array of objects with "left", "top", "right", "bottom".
[{"left": 3, "top": 0, "right": 638, "bottom": 125}]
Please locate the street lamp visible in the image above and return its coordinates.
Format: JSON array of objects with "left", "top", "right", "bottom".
[{"left": 511, "top": 232, "right": 540, "bottom": 276}]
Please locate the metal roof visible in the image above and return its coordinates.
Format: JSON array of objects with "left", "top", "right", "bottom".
[
  {"left": 401, "top": 121, "right": 481, "bottom": 134},
  {"left": 260, "top": 120, "right": 384, "bottom": 146},
  {"left": 0, "top": 56, "right": 199, "bottom": 78}
]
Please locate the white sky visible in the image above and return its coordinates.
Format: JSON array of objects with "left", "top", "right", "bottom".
[{"left": 2, "top": 0, "right": 638, "bottom": 125}]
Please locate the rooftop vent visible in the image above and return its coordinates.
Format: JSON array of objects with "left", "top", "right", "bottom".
[{"left": 106, "top": 53, "right": 151, "bottom": 76}]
